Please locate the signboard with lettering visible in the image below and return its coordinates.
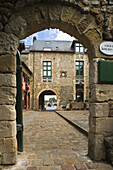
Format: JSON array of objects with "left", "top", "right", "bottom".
[{"left": 100, "top": 42, "right": 113, "bottom": 55}]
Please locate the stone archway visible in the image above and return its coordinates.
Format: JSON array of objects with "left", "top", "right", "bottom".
[
  {"left": 38, "top": 90, "right": 57, "bottom": 111},
  {"left": 1, "top": 0, "right": 113, "bottom": 164}
]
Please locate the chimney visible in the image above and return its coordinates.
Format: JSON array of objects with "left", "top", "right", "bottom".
[{"left": 33, "top": 36, "right": 37, "bottom": 43}]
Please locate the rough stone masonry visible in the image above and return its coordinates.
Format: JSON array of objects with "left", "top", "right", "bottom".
[{"left": 0, "top": 0, "right": 113, "bottom": 165}]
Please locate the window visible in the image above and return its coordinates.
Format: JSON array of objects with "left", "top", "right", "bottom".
[
  {"left": 75, "top": 43, "right": 85, "bottom": 53},
  {"left": 76, "top": 61, "right": 84, "bottom": 76},
  {"left": 76, "top": 84, "right": 84, "bottom": 102},
  {"left": 45, "top": 41, "right": 51, "bottom": 44},
  {"left": 43, "top": 48, "right": 52, "bottom": 51},
  {"left": 43, "top": 61, "right": 52, "bottom": 77},
  {"left": 60, "top": 71, "right": 67, "bottom": 78}
]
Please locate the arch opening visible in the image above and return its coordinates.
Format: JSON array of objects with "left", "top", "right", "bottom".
[
  {"left": 39, "top": 90, "right": 57, "bottom": 111},
  {"left": 15, "top": 4, "right": 103, "bottom": 163},
  {"left": 1, "top": 0, "right": 113, "bottom": 166}
]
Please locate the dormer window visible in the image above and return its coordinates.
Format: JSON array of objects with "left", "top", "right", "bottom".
[
  {"left": 43, "top": 48, "right": 52, "bottom": 51},
  {"left": 45, "top": 41, "right": 51, "bottom": 44},
  {"left": 75, "top": 43, "right": 85, "bottom": 53}
]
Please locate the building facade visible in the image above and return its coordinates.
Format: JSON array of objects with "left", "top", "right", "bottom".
[
  {"left": 21, "top": 39, "right": 89, "bottom": 110},
  {"left": 22, "top": 61, "right": 33, "bottom": 110}
]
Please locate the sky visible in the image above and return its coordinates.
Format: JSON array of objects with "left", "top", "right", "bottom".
[{"left": 22, "top": 28, "right": 75, "bottom": 45}]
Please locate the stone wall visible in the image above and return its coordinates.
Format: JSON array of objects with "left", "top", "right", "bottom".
[
  {"left": 0, "top": 33, "right": 19, "bottom": 164},
  {"left": 34, "top": 51, "right": 75, "bottom": 110},
  {"left": 0, "top": 0, "right": 113, "bottom": 165}
]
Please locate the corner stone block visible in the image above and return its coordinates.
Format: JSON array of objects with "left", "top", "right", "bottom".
[
  {"left": 0, "top": 74, "right": 16, "bottom": 87},
  {"left": 90, "top": 84, "right": 113, "bottom": 102},
  {"left": 2, "top": 152, "right": 17, "bottom": 165},
  {"left": 0, "top": 87, "right": 16, "bottom": 105},
  {"left": 88, "top": 131, "right": 104, "bottom": 147},
  {"left": 89, "top": 116, "right": 113, "bottom": 135},
  {"left": 0, "top": 105, "right": 16, "bottom": 121},
  {"left": 0, "top": 120, "right": 16, "bottom": 138},
  {"left": 88, "top": 144, "right": 105, "bottom": 161},
  {"left": 0, "top": 138, "right": 4, "bottom": 153},
  {"left": 4, "top": 137, "right": 17, "bottom": 153},
  {"left": 89, "top": 103, "right": 109, "bottom": 118},
  {"left": 0, "top": 54, "right": 16, "bottom": 73}
]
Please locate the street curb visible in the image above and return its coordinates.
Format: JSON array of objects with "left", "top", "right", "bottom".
[{"left": 55, "top": 110, "right": 88, "bottom": 137}]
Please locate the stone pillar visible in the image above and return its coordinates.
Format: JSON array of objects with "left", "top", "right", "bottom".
[
  {"left": 0, "top": 32, "right": 19, "bottom": 164},
  {"left": 88, "top": 58, "right": 113, "bottom": 161}
]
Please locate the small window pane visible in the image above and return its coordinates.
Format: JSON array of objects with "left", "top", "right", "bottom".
[
  {"left": 76, "top": 47, "right": 79, "bottom": 52},
  {"left": 43, "top": 62, "right": 47, "bottom": 65},
  {"left": 48, "top": 71, "right": 51, "bottom": 76},
  {"left": 48, "top": 67, "right": 51, "bottom": 70},
  {"left": 76, "top": 70, "right": 79, "bottom": 75},
  {"left": 80, "top": 70, "right": 83, "bottom": 75},
  {"left": 76, "top": 43, "right": 79, "bottom": 46},
  {"left": 43, "top": 71, "right": 47, "bottom": 76},
  {"left": 48, "top": 62, "right": 51, "bottom": 65},
  {"left": 80, "top": 62, "right": 83, "bottom": 65},
  {"left": 80, "top": 47, "right": 84, "bottom": 53},
  {"left": 43, "top": 67, "right": 47, "bottom": 70},
  {"left": 76, "top": 62, "right": 79, "bottom": 65},
  {"left": 76, "top": 66, "right": 79, "bottom": 70}
]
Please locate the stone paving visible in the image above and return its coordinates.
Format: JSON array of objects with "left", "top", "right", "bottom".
[
  {"left": 56, "top": 111, "right": 89, "bottom": 133},
  {"left": 0, "top": 111, "right": 113, "bottom": 170}
]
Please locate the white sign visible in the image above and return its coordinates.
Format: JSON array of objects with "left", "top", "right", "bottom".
[{"left": 100, "top": 42, "right": 113, "bottom": 55}]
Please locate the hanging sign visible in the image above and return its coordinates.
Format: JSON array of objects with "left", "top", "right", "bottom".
[{"left": 100, "top": 42, "right": 113, "bottom": 55}]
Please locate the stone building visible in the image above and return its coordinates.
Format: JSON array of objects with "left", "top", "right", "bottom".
[
  {"left": 21, "top": 39, "right": 89, "bottom": 111},
  {"left": 22, "top": 61, "right": 32, "bottom": 110}
]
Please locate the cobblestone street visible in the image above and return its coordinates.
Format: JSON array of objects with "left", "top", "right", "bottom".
[{"left": 1, "top": 111, "right": 113, "bottom": 170}]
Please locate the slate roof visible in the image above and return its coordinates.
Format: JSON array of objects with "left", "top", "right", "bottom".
[
  {"left": 31, "top": 40, "right": 75, "bottom": 52},
  {"left": 21, "top": 40, "right": 78, "bottom": 54}
]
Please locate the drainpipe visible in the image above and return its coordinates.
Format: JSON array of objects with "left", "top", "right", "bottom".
[
  {"left": 33, "top": 52, "right": 35, "bottom": 110},
  {"left": 16, "top": 49, "right": 23, "bottom": 152}
]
